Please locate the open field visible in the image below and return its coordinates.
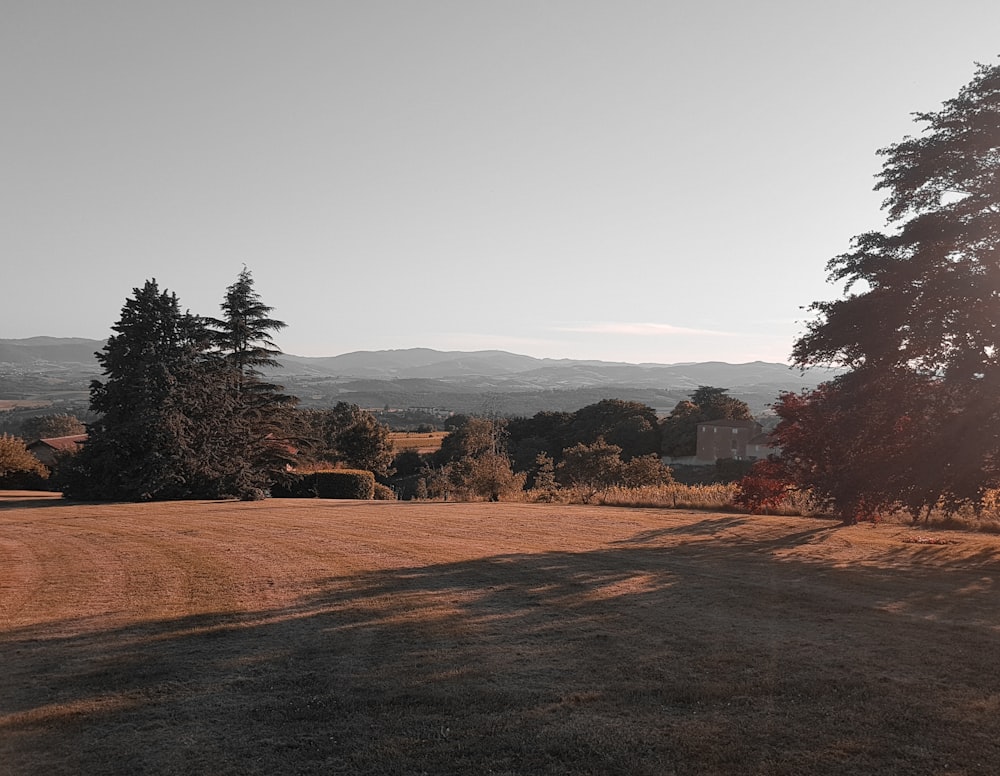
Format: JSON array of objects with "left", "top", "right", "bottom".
[
  {"left": 389, "top": 431, "right": 447, "bottom": 454},
  {"left": 3, "top": 494, "right": 1000, "bottom": 774}
]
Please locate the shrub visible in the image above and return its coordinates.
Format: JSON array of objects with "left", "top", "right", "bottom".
[
  {"left": 373, "top": 483, "right": 397, "bottom": 500},
  {"left": 276, "top": 469, "right": 376, "bottom": 499}
]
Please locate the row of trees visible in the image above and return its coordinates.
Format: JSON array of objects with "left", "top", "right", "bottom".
[
  {"left": 64, "top": 271, "right": 295, "bottom": 500},
  {"left": 54, "top": 270, "right": 391, "bottom": 501},
  {"left": 740, "top": 61, "right": 1000, "bottom": 523}
]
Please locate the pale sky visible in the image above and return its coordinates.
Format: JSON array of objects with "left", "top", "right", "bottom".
[{"left": 3, "top": 2, "right": 998, "bottom": 364}]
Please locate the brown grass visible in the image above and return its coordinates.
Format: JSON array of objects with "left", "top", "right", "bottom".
[
  {"left": 390, "top": 431, "right": 447, "bottom": 454},
  {"left": 3, "top": 491, "right": 1000, "bottom": 774}
]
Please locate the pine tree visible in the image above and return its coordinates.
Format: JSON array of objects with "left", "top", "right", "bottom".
[
  {"left": 208, "top": 266, "right": 287, "bottom": 376},
  {"left": 206, "top": 268, "right": 298, "bottom": 491},
  {"left": 66, "top": 281, "right": 217, "bottom": 500}
]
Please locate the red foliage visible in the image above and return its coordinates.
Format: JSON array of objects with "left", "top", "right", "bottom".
[{"left": 734, "top": 457, "right": 792, "bottom": 514}]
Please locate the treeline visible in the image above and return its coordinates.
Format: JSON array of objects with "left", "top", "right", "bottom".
[
  {"left": 26, "top": 270, "right": 394, "bottom": 501},
  {"left": 1, "top": 269, "right": 759, "bottom": 502},
  {"left": 384, "top": 389, "right": 753, "bottom": 502}
]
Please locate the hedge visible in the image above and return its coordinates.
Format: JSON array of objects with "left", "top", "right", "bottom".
[{"left": 274, "top": 469, "right": 376, "bottom": 500}]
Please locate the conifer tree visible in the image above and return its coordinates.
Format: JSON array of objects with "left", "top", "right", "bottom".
[
  {"left": 206, "top": 268, "right": 297, "bottom": 489},
  {"left": 65, "top": 281, "right": 217, "bottom": 500}
]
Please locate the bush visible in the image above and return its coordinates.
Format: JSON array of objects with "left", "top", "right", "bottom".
[
  {"left": 373, "top": 483, "right": 397, "bottom": 500},
  {"left": 276, "top": 469, "right": 376, "bottom": 499}
]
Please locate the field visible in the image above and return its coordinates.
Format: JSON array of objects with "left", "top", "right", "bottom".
[
  {"left": 3, "top": 494, "right": 1000, "bottom": 775},
  {"left": 389, "top": 431, "right": 447, "bottom": 454}
]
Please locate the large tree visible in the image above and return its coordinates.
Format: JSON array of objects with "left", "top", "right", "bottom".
[
  {"left": 782, "top": 61, "right": 1000, "bottom": 521},
  {"left": 207, "top": 268, "right": 298, "bottom": 488},
  {"left": 65, "top": 281, "right": 219, "bottom": 500},
  {"left": 207, "top": 266, "right": 287, "bottom": 376},
  {"left": 65, "top": 279, "right": 291, "bottom": 501}
]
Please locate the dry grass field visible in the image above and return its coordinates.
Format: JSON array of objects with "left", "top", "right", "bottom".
[
  {"left": 3, "top": 492, "right": 1000, "bottom": 775},
  {"left": 389, "top": 431, "right": 447, "bottom": 454}
]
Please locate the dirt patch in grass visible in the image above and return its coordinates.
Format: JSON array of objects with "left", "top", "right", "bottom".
[{"left": 3, "top": 493, "right": 1000, "bottom": 774}]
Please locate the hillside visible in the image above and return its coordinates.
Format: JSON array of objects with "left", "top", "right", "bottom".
[{"left": 0, "top": 338, "right": 837, "bottom": 417}]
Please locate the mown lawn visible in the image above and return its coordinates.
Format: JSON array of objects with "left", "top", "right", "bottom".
[{"left": 2, "top": 493, "right": 1000, "bottom": 775}]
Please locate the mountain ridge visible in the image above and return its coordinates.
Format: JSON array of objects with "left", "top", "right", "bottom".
[{"left": 0, "top": 338, "right": 835, "bottom": 416}]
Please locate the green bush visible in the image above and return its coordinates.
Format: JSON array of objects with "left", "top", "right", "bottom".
[{"left": 276, "top": 469, "right": 376, "bottom": 499}]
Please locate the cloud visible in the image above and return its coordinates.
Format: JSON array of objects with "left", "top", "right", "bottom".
[{"left": 554, "top": 322, "right": 737, "bottom": 338}]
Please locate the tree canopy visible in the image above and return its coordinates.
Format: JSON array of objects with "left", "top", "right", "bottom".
[
  {"left": 65, "top": 274, "right": 295, "bottom": 501},
  {"left": 774, "top": 61, "right": 1000, "bottom": 522}
]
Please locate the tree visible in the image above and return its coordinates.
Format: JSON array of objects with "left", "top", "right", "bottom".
[
  {"left": 297, "top": 404, "right": 394, "bottom": 476},
  {"left": 787, "top": 61, "right": 1000, "bottom": 521},
  {"left": 661, "top": 387, "right": 751, "bottom": 457},
  {"left": 530, "top": 452, "right": 559, "bottom": 501},
  {"left": 336, "top": 411, "right": 394, "bottom": 476},
  {"left": 556, "top": 438, "right": 625, "bottom": 502},
  {"left": 620, "top": 454, "right": 674, "bottom": 489},
  {"left": 0, "top": 434, "right": 48, "bottom": 479},
  {"left": 65, "top": 281, "right": 216, "bottom": 500},
  {"left": 18, "top": 414, "right": 85, "bottom": 440},
  {"left": 206, "top": 266, "right": 287, "bottom": 376},
  {"left": 566, "top": 399, "right": 661, "bottom": 459},
  {"left": 433, "top": 416, "right": 524, "bottom": 500},
  {"left": 65, "top": 279, "right": 289, "bottom": 501},
  {"left": 206, "top": 268, "right": 298, "bottom": 491}
]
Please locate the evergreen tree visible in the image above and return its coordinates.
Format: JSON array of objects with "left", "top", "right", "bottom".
[
  {"left": 207, "top": 266, "right": 286, "bottom": 376},
  {"left": 66, "top": 281, "right": 217, "bottom": 500},
  {"left": 65, "top": 279, "right": 290, "bottom": 501},
  {"left": 206, "top": 267, "right": 298, "bottom": 492}
]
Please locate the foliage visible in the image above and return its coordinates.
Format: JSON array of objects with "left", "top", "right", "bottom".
[
  {"left": 620, "top": 453, "right": 674, "bottom": 488},
  {"left": 297, "top": 404, "right": 394, "bottom": 476},
  {"left": 565, "top": 399, "right": 661, "bottom": 459},
  {"left": 734, "top": 457, "right": 794, "bottom": 514},
  {"left": 373, "top": 483, "right": 397, "bottom": 500},
  {"left": 507, "top": 401, "right": 660, "bottom": 467},
  {"left": 433, "top": 417, "right": 524, "bottom": 500},
  {"left": 787, "top": 61, "right": 1000, "bottom": 521},
  {"left": 530, "top": 452, "right": 559, "bottom": 501},
  {"left": 556, "top": 438, "right": 625, "bottom": 502},
  {"left": 661, "top": 386, "right": 752, "bottom": 457},
  {"left": 277, "top": 469, "right": 376, "bottom": 499},
  {"left": 65, "top": 277, "right": 295, "bottom": 501},
  {"left": 17, "top": 414, "right": 85, "bottom": 440},
  {"left": 0, "top": 434, "right": 48, "bottom": 480},
  {"left": 205, "top": 266, "right": 287, "bottom": 376}
]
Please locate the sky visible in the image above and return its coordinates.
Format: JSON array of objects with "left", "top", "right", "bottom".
[{"left": 2, "top": 1, "right": 999, "bottom": 365}]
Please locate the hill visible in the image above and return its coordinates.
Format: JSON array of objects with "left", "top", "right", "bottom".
[{"left": 0, "top": 338, "right": 837, "bottom": 417}]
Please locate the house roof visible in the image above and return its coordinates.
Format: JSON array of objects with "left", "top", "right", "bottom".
[{"left": 28, "top": 434, "right": 87, "bottom": 452}]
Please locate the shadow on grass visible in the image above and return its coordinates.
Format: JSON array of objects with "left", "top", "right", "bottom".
[{"left": 4, "top": 528, "right": 1000, "bottom": 775}]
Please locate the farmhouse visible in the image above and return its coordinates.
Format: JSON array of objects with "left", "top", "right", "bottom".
[
  {"left": 26, "top": 434, "right": 87, "bottom": 466},
  {"left": 696, "top": 419, "right": 769, "bottom": 462}
]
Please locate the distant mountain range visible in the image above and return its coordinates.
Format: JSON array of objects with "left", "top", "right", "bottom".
[{"left": 0, "top": 337, "right": 839, "bottom": 416}]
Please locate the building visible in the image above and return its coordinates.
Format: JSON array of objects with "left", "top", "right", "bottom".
[
  {"left": 26, "top": 434, "right": 87, "bottom": 466},
  {"left": 696, "top": 419, "right": 764, "bottom": 462}
]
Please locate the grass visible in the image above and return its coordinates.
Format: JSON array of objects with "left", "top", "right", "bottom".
[
  {"left": 3, "top": 492, "right": 1000, "bottom": 774},
  {"left": 389, "top": 431, "right": 447, "bottom": 454}
]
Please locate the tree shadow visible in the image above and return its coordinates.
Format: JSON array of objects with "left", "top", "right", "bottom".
[{"left": 4, "top": 528, "right": 1000, "bottom": 775}]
